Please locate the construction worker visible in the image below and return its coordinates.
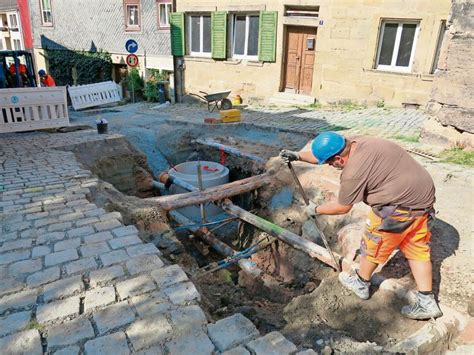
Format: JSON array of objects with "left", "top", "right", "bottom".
[
  {"left": 38, "top": 69, "right": 56, "bottom": 87},
  {"left": 280, "top": 132, "right": 442, "bottom": 320},
  {"left": 9, "top": 62, "right": 29, "bottom": 87}
]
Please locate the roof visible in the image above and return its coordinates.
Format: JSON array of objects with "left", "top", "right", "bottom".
[{"left": 0, "top": 0, "right": 17, "bottom": 12}]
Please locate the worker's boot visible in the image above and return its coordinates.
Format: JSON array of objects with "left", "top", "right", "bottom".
[
  {"left": 338, "top": 271, "right": 370, "bottom": 300},
  {"left": 401, "top": 291, "right": 443, "bottom": 320}
]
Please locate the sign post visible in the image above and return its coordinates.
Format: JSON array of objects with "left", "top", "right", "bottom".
[{"left": 125, "top": 39, "right": 139, "bottom": 103}]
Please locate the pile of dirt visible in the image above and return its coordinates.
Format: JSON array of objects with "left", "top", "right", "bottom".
[{"left": 283, "top": 276, "right": 424, "bottom": 348}]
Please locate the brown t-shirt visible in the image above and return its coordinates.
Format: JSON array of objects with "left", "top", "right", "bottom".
[{"left": 338, "top": 136, "right": 435, "bottom": 209}]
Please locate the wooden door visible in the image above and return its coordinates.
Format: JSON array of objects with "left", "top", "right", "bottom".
[{"left": 283, "top": 26, "right": 317, "bottom": 95}]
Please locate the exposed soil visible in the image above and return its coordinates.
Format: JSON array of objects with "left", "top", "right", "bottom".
[
  {"left": 66, "top": 124, "right": 472, "bottom": 353},
  {"left": 283, "top": 276, "right": 423, "bottom": 348}
]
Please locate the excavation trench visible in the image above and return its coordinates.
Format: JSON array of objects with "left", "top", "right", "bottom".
[{"left": 69, "top": 133, "right": 447, "bottom": 353}]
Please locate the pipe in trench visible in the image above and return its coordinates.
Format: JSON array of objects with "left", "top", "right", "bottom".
[
  {"left": 193, "top": 138, "right": 266, "bottom": 163},
  {"left": 169, "top": 209, "right": 262, "bottom": 277}
]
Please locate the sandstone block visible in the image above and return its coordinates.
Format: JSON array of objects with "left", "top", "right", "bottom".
[
  {"left": 89, "top": 265, "right": 125, "bottom": 287},
  {"left": 246, "top": 331, "right": 297, "bottom": 355},
  {"left": 0, "top": 311, "right": 31, "bottom": 337},
  {"left": 126, "top": 254, "right": 164, "bottom": 275},
  {"left": 207, "top": 313, "right": 259, "bottom": 351},
  {"left": 116, "top": 275, "right": 156, "bottom": 300},
  {"left": 151, "top": 264, "right": 187, "bottom": 289},
  {"left": 43, "top": 275, "right": 84, "bottom": 302},
  {"left": 126, "top": 314, "right": 172, "bottom": 351},
  {"left": 165, "top": 331, "right": 215, "bottom": 355},
  {"left": 130, "top": 291, "right": 171, "bottom": 318},
  {"left": 26, "top": 267, "right": 61, "bottom": 288},
  {"left": 45, "top": 249, "right": 78, "bottom": 266},
  {"left": 163, "top": 281, "right": 200, "bottom": 305},
  {"left": 0, "top": 329, "right": 42, "bottom": 355},
  {"left": 100, "top": 250, "right": 128, "bottom": 267},
  {"left": 84, "top": 286, "right": 116, "bottom": 312},
  {"left": 47, "top": 318, "right": 95, "bottom": 348},
  {"left": 84, "top": 332, "right": 130, "bottom": 355},
  {"left": 36, "top": 296, "right": 79, "bottom": 323},
  {"left": 93, "top": 301, "right": 135, "bottom": 334},
  {"left": 0, "top": 289, "right": 37, "bottom": 313}
]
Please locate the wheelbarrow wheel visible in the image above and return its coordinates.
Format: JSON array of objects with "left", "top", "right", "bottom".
[{"left": 220, "top": 98, "right": 233, "bottom": 110}]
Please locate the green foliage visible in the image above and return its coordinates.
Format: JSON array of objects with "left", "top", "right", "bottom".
[
  {"left": 45, "top": 49, "right": 112, "bottom": 86},
  {"left": 334, "top": 100, "right": 367, "bottom": 111},
  {"left": 127, "top": 68, "right": 144, "bottom": 98},
  {"left": 391, "top": 134, "right": 420, "bottom": 143},
  {"left": 440, "top": 147, "right": 474, "bottom": 166},
  {"left": 26, "top": 321, "right": 45, "bottom": 331},
  {"left": 144, "top": 70, "right": 169, "bottom": 102},
  {"left": 376, "top": 100, "right": 385, "bottom": 108}
]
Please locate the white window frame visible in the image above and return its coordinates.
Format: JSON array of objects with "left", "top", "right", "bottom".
[
  {"left": 40, "top": 0, "right": 53, "bottom": 26},
  {"left": 158, "top": 2, "right": 172, "bottom": 28},
  {"left": 0, "top": 37, "right": 5, "bottom": 51},
  {"left": 126, "top": 4, "right": 140, "bottom": 28},
  {"left": 8, "top": 13, "right": 18, "bottom": 29},
  {"left": 376, "top": 21, "right": 420, "bottom": 73},
  {"left": 231, "top": 14, "right": 259, "bottom": 60},
  {"left": 188, "top": 14, "right": 212, "bottom": 58}
]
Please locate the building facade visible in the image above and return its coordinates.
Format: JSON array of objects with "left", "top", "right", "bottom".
[
  {"left": 173, "top": 0, "right": 451, "bottom": 107},
  {"left": 28, "top": 0, "right": 173, "bottom": 82},
  {"left": 0, "top": 0, "right": 28, "bottom": 51}
]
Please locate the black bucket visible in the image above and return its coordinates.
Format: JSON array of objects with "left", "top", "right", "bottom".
[{"left": 97, "top": 123, "right": 108, "bottom": 134}]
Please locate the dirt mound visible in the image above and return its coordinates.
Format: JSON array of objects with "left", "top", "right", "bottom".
[{"left": 283, "top": 276, "right": 424, "bottom": 347}]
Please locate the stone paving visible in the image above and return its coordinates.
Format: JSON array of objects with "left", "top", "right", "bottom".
[
  {"left": 144, "top": 103, "right": 428, "bottom": 138},
  {"left": 0, "top": 129, "right": 304, "bottom": 354}
]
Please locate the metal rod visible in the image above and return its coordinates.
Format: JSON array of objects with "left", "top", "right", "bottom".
[
  {"left": 287, "top": 161, "right": 341, "bottom": 272},
  {"left": 169, "top": 210, "right": 262, "bottom": 277},
  {"left": 220, "top": 199, "right": 348, "bottom": 272},
  {"left": 287, "top": 162, "right": 309, "bottom": 205},
  {"left": 196, "top": 161, "right": 206, "bottom": 223}
]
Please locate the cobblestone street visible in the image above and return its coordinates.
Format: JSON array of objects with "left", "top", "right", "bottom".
[
  {"left": 143, "top": 103, "right": 428, "bottom": 138},
  {"left": 0, "top": 130, "right": 299, "bottom": 354}
]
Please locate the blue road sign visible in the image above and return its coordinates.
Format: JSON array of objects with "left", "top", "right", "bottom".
[{"left": 125, "top": 39, "right": 138, "bottom": 54}]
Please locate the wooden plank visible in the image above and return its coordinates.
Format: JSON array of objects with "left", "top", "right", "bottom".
[{"left": 148, "top": 173, "right": 272, "bottom": 210}]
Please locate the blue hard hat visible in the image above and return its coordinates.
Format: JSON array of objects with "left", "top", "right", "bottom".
[
  {"left": 311, "top": 132, "right": 346, "bottom": 164},
  {"left": 38, "top": 69, "right": 46, "bottom": 76}
]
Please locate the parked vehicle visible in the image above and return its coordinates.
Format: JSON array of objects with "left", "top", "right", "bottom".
[{"left": 0, "top": 50, "right": 38, "bottom": 89}]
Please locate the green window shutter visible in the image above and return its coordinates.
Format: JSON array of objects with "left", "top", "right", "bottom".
[
  {"left": 258, "top": 11, "right": 278, "bottom": 62},
  {"left": 170, "top": 12, "right": 185, "bottom": 56},
  {"left": 212, "top": 12, "right": 227, "bottom": 59}
]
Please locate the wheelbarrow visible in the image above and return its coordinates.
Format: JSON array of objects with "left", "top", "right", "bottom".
[{"left": 193, "top": 90, "right": 233, "bottom": 112}]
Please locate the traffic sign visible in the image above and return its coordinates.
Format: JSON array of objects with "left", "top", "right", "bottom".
[
  {"left": 125, "top": 39, "right": 138, "bottom": 54},
  {"left": 126, "top": 54, "right": 139, "bottom": 67}
]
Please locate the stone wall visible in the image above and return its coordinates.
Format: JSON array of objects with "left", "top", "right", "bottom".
[
  {"left": 427, "top": 0, "right": 474, "bottom": 135},
  {"left": 177, "top": 0, "right": 450, "bottom": 106}
]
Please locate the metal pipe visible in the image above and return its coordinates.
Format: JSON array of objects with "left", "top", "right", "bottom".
[
  {"left": 169, "top": 210, "right": 262, "bottom": 277},
  {"left": 220, "top": 199, "right": 349, "bottom": 272},
  {"left": 196, "top": 161, "right": 206, "bottom": 223},
  {"left": 193, "top": 138, "right": 265, "bottom": 162},
  {"left": 150, "top": 180, "right": 166, "bottom": 190}
]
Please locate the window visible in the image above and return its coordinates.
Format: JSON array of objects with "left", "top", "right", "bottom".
[
  {"left": 157, "top": 1, "right": 171, "bottom": 28},
  {"left": 232, "top": 14, "right": 259, "bottom": 60},
  {"left": 188, "top": 15, "right": 211, "bottom": 57},
  {"left": 124, "top": 1, "right": 140, "bottom": 30},
  {"left": 40, "top": 0, "right": 53, "bottom": 26},
  {"left": 13, "top": 39, "right": 21, "bottom": 50},
  {"left": 431, "top": 20, "right": 447, "bottom": 74},
  {"left": 0, "top": 39, "right": 4, "bottom": 50},
  {"left": 376, "top": 21, "right": 420, "bottom": 72},
  {"left": 8, "top": 14, "right": 18, "bottom": 29}
]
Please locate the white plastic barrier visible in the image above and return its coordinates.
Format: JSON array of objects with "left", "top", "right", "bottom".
[
  {"left": 0, "top": 87, "right": 69, "bottom": 133},
  {"left": 68, "top": 81, "right": 121, "bottom": 110}
]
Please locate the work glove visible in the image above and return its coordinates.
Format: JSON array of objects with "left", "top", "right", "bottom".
[
  {"left": 304, "top": 201, "right": 319, "bottom": 219},
  {"left": 279, "top": 150, "right": 299, "bottom": 163}
]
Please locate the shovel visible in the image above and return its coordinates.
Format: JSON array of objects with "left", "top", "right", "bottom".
[{"left": 286, "top": 161, "right": 341, "bottom": 272}]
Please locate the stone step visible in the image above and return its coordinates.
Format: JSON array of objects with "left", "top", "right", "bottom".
[{"left": 268, "top": 92, "right": 316, "bottom": 105}]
